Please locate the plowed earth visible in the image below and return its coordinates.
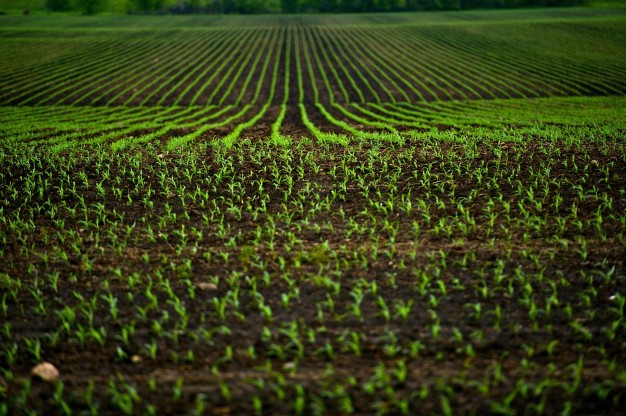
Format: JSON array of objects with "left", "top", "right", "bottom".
[{"left": 1, "top": 138, "right": 626, "bottom": 415}]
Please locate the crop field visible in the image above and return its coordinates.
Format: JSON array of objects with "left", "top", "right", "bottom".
[{"left": 1, "top": 7, "right": 626, "bottom": 416}]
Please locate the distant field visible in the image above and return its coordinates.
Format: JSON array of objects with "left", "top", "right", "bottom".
[
  {"left": 1, "top": 8, "right": 626, "bottom": 147},
  {"left": 1, "top": 8, "right": 626, "bottom": 416}
]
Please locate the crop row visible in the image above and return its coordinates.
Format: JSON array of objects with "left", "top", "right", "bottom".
[
  {"left": 1, "top": 95, "right": 624, "bottom": 150},
  {"left": 2, "top": 12, "right": 625, "bottom": 106},
  {"left": 1, "top": 12, "right": 625, "bottom": 145}
]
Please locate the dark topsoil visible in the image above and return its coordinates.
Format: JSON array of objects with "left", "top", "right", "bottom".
[{"left": 1, "top": 137, "right": 625, "bottom": 415}]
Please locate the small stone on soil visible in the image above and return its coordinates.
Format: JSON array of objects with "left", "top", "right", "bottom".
[
  {"left": 282, "top": 362, "right": 296, "bottom": 370},
  {"left": 31, "top": 362, "right": 60, "bottom": 382},
  {"left": 197, "top": 282, "right": 218, "bottom": 291}
]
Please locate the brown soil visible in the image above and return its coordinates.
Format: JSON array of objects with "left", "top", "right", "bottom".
[{"left": 1, "top": 139, "right": 625, "bottom": 415}]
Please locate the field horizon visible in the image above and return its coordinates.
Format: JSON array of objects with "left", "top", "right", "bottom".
[{"left": 2, "top": 0, "right": 626, "bottom": 15}]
